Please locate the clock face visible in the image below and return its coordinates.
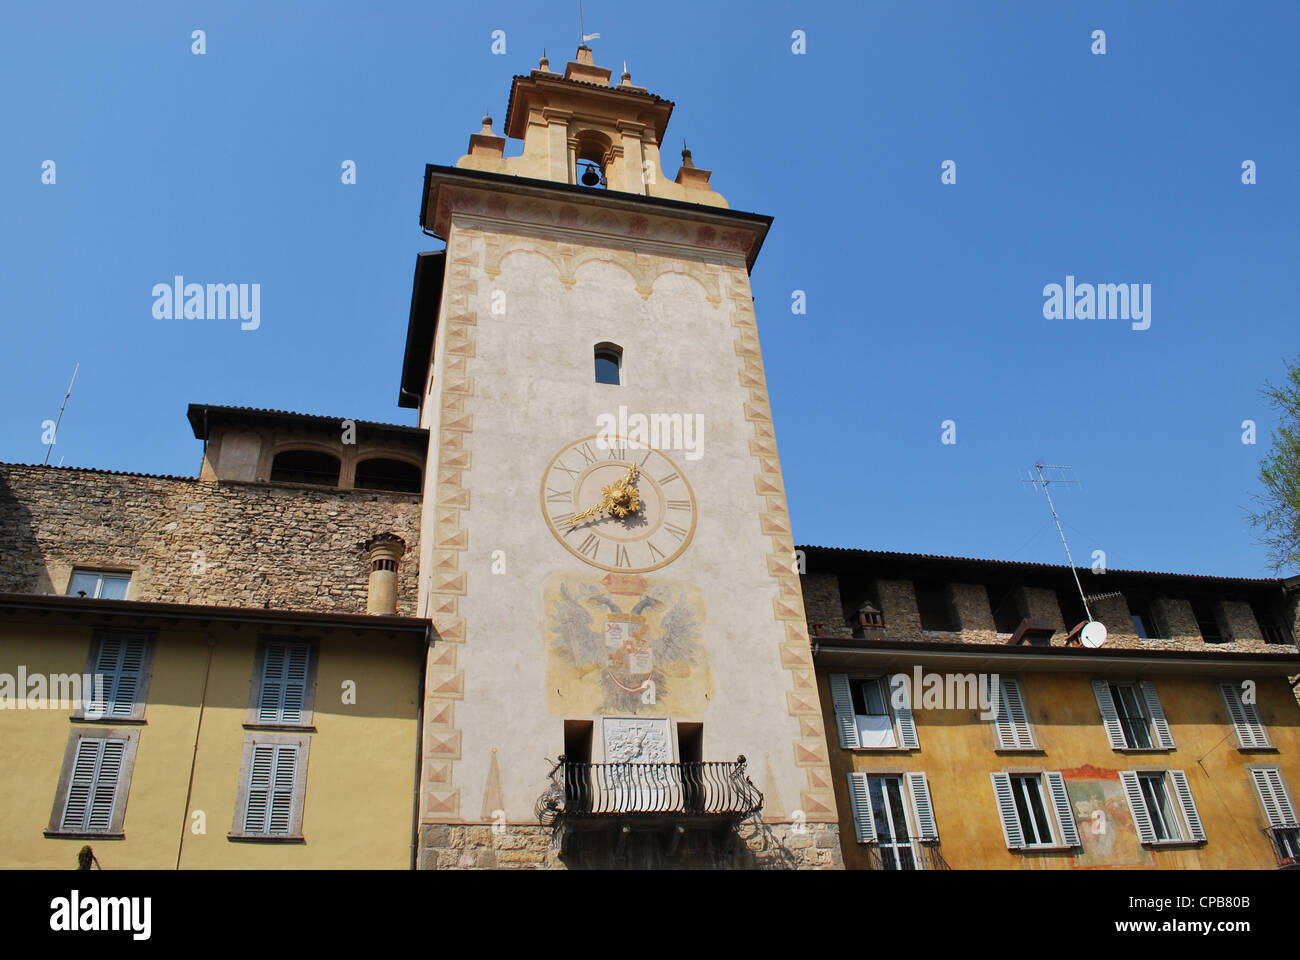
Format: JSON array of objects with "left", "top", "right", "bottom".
[{"left": 541, "top": 436, "right": 697, "bottom": 573}]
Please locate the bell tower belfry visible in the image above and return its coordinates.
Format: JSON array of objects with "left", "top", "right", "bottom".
[{"left": 400, "top": 46, "right": 841, "bottom": 869}]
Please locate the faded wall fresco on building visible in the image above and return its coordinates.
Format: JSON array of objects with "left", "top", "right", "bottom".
[
  {"left": 545, "top": 572, "right": 710, "bottom": 715},
  {"left": 1063, "top": 765, "right": 1154, "bottom": 868}
]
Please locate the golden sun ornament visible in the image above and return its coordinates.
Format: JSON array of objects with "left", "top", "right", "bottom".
[{"left": 562, "top": 465, "right": 642, "bottom": 526}]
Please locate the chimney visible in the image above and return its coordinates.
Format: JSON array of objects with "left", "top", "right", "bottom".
[{"left": 364, "top": 534, "right": 406, "bottom": 615}]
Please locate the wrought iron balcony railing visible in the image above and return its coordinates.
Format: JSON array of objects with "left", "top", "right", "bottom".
[
  {"left": 862, "top": 841, "right": 951, "bottom": 871},
  {"left": 536, "top": 755, "right": 763, "bottom": 825},
  {"left": 1265, "top": 826, "right": 1300, "bottom": 868}
]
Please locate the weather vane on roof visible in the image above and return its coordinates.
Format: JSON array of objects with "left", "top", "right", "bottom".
[{"left": 579, "top": 1, "right": 600, "bottom": 45}]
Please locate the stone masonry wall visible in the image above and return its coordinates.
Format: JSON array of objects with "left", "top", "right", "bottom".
[
  {"left": 417, "top": 822, "right": 840, "bottom": 870},
  {"left": 1221, "top": 600, "right": 1263, "bottom": 643},
  {"left": 1019, "top": 586, "right": 1065, "bottom": 635},
  {"left": 801, "top": 573, "right": 851, "bottom": 638},
  {"left": 877, "top": 579, "right": 922, "bottom": 641},
  {"left": 950, "top": 583, "right": 998, "bottom": 643},
  {"left": 1153, "top": 596, "right": 1201, "bottom": 643},
  {"left": 0, "top": 464, "right": 421, "bottom": 616},
  {"left": 1089, "top": 593, "right": 1140, "bottom": 643}
]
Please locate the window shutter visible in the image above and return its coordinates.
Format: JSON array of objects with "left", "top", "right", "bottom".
[
  {"left": 1219, "top": 682, "right": 1271, "bottom": 749},
  {"left": 1092, "top": 680, "right": 1126, "bottom": 749},
  {"left": 268, "top": 745, "right": 298, "bottom": 834},
  {"left": 891, "top": 673, "right": 920, "bottom": 749},
  {"left": 243, "top": 744, "right": 276, "bottom": 833},
  {"left": 846, "top": 772, "right": 876, "bottom": 843},
  {"left": 994, "top": 676, "right": 1035, "bottom": 749},
  {"left": 1119, "top": 770, "right": 1156, "bottom": 843},
  {"left": 1251, "top": 768, "right": 1300, "bottom": 829},
  {"left": 86, "top": 740, "right": 125, "bottom": 831},
  {"left": 60, "top": 737, "right": 125, "bottom": 833},
  {"left": 109, "top": 636, "right": 148, "bottom": 718},
  {"left": 829, "top": 674, "right": 860, "bottom": 750},
  {"left": 990, "top": 772, "right": 1025, "bottom": 849},
  {"left": 1044, "top": 771, "right": 1081, "bottom": 847},
  {"left": 258, "top": 641, "right": 311, "bottom": 724},
  {"left": 1169, "top": 770, "right": 1205, "bottom": 842},
  {"left": 60, "top": 738, "right": 102, "bottom": 831},
  {"left": 1140, "top": 681, "right": 1175, "bottom": 749},
  {"left": 906, "top": 771, "right": 938, "bottom": 841}
]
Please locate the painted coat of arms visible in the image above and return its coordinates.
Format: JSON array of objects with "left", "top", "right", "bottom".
[{"left": 545, "top": 572, "right": 710, "bottom": 715}]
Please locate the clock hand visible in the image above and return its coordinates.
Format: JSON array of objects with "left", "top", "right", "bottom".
[{"left": 560, "top": 466, "right": 642, "bottom": 526}]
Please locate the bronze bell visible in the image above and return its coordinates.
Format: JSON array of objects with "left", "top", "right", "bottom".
[{"left": 580, "top": 164, "right": 602, "bottom": 186}]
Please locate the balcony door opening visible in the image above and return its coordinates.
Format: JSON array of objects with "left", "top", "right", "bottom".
[
  {"left": 563, "top": 720, "right": 593, "bottom": 813},
  {"left": 677, "top": 723, "right": 704, "bottom": 812}
]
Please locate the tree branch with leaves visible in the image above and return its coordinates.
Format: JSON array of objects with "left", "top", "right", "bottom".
[{"left": 1248, "top": 357, "right": 1300, "bottom": 572}]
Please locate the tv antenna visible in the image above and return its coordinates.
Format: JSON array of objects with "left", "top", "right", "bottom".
[
  {"left": 579, "top": 1, "right": 600, "bottom": 45},
  {"left": 1021, "top": 462, "right": 1106, "bottom": 646},
  {"left": 43, "top": 362, "right": 79, "bottom": 466}
]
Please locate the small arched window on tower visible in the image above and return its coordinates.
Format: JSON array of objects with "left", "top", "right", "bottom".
[
  {"left": 355, "top": 458, "right": 423, "bottom": 494},
  {"left": 269, "top": 450, "right": 341, "bottom": 486},
  {"left": 594, "top": 343, "right": 622, "bottom": 385}
]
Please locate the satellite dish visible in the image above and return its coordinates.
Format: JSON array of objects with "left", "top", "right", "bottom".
[{"left": 1081, "top": 621, "right": 1108, "bottom": 648}]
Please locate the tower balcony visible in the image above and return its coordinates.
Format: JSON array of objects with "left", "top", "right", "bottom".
[{"left": 535, "top": 755, "right": 763, "bottom": 831}]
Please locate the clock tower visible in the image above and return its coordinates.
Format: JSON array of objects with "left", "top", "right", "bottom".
[{"left": 400, "top": 46, "right": 841, "bottom": 868}]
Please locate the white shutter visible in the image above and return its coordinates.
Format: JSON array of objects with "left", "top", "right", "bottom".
[
  {"left": 1044, "top": 771, "right": 1081, "bottom": 847},
  {"left": 846, "top": 772, "right": 876, "bottom": 843},
  {"left": 1251, "top": 768, "right": 1300, "bottom": 829},
  {"left": 1219, "top": 682, "right": 1271, "bottom": 749},
  {"left": 1092, "top": 680, "right": 1126, "bottom": 749},
  {"left": 1140, "top": 681, "right": 1175, "bottom": 749},
  {"left": 244, "top": 742, "right": 300, "bottom": 835},
  {"left": 891, "top": 673, "right": 919, "bottom": 749},
  {"left": 1119, "top": 770, "right": 1156, "bottom": 843},
  {"left": 829, "top": 674, "right": 860, "bottom": 750},
  {"left": 1169, "top": 770, "right": 1205, "bottom": 842},
  {"left": 994, "top": 676, "right": 1035, "bottom": 749},
  {"left": 990, "top": 772, "right": 1025, "bottom": 849},
  {"left": 906, "top": 771, "right": 938, "bottom": 841}
]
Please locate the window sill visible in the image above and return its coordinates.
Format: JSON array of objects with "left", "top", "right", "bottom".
[
  {"left": 1112, "top": 747, "right": 1174, "bottom": 753},
  {"left": 1141, "top": 840, "right": 1204, "bottom": 848},
  {"left": 242, "top": 723, "right": 316, "bottom": 733},
  {"left": 1015, "top": 844, "right": 1077, "bottom": 853},
  {"left": 1236, "top": 746, "right": 1279, "bottom": 753},
  {"left": 44, "top": 831, "right": 124, "bottom": 840},
  {"left": 994, "top": 748, "right": 1044, "bottom": 755},
  {"left": 847, "top": 746, "right": 915, "bottom": 753},
  {"left": 227, "top": 834, "right": 306, "bottom": 844},
  {"left": 70, "top": 716, "right": 147, "bottom": 725}
]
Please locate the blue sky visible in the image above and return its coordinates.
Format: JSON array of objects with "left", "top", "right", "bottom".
[{"left": 2, "top": 1, "right": 1297, "bottom": 578}]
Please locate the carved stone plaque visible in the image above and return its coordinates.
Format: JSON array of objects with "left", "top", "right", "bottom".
[{"left": 602, "top": 717, "right": 672, "bottom": 763}]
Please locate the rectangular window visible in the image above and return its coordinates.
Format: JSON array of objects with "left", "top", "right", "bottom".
[
  {"left": 1250, "top": 768, "right": 1300, "bottom": 863},
  {"left": 830, "top": 674, "right": 918, "bottom": 750},
  {"left": 1094, "top": 680, "right": 1174, "bottom": 750},
  {"left": 78, "top": 629, "right": 155, "bottom": 722},
  {"left": 1219, "top": 682, "right": 1272, "bottom": 750},
  {"left": 850, "top": 678, "right": 897, "bottom": 748},
  {"left": 246, "top": 637, "right": 318, "bottom": 728},
  {"left": 1138, "top": 772, "right": 1180, "bottom": 842},
  {"left": 46, "top": 729, "right": 141, "bottom": 837},
  {"left": 1119, "top": 769, "right": 1206, "bottom": 845},
  {"left": 230, "top": 735, "right": 310, "bottom": 840},
  {"left": 845, "top": 771, "right": 939, "bottom": 869},
  {"left": 1250, "top": 600, "right": 1293, "bottom": 645},
  {"left": 868, "top": 775, "right": 916, "bottom": 869},
  {"left": 1009, "top": 774, "right": 1056, "bottom": 846},
  {"left": 992, "top": 676, "right": 1036, "bottom": 750},
  {"left": 1110, "top": 683, "right": 1153, "bottom": 749},
  {"left": 1128, "top": 597, "right": 1161, "bottom": 640},
  {"left": 990, "top": 770, "right": 1081, "bottom": 850},
  {"left": 67, "top": 569, "right": 131, "bottom": 600},
  {"left": 987, "top": 584, "right": 1023, "bottom": 635}
]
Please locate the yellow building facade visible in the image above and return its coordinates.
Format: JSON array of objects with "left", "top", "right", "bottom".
[{"left": 0, "top": 594, "right": 425, "bottom": 869}]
